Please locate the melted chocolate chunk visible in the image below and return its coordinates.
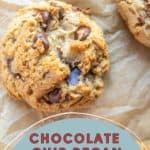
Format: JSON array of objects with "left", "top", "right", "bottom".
[
  {"left": 59, "top": 9, "right": 64, "bottom": 20},
  {"left": 74, "top": 26, "right": 91, "bottom": 41},
  {"left": 67, "top": 67, "right": 81, "bottom": 85},
  {"left": 40, "top": 11, "right": 51, "bottom": 31},
  {"left": 7, "top": 59, "right": 13, "bottom": 71},
  {"left": 46, "top": 88, "right": 61, "bottom": 104},
  {"left": 34, "top": 32, "right": 49, "bottom": 50},
  {"left": 137, "top": 16, "right": 145, "bottom": 25},
  {"left": 27, "top": 87, "right": 33, "bottom": 95},
  {"left": 7, "top": 59, "right": 22, "bottom": 79},
  {"left": 65, "top": 94, "right": 71, "bottom": 101}
]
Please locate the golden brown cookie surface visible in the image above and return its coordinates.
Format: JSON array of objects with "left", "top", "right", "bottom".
[
  {"left": 118, "top": 0, "right": 150, "bottom": 47},
  {"left": 0, "top": 0, "right": 109, "bottom": 112}
]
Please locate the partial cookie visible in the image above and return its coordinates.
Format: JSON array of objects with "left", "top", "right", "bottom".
[
  {"left": 0, "top": 0, "right": 109, "bottom": 112},
  {"left": 118, "top": 0, "right": 150, "bottom": 47}
]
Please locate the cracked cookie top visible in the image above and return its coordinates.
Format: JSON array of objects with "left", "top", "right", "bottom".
[{"left": 0, "top": 0, "right": 109, "bottom": 112}]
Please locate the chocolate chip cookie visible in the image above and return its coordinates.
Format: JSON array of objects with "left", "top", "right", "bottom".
[
  {"left": 118, "top": 0, "right": 150, "bottom": 47},
  {"left": 0, "top": 0, "right": 109, "bottom": 112}
]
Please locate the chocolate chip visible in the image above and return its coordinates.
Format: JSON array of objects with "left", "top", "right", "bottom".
[
  {"left": 67, "top": 67, "right": 81, "bottom": 85},
  {"left": 73, "top": 7, "right": 91, "bottom": 15},
  {"left": 43, "top": 72, "right": 51, "bottom": 80},
  {"left": 34, "top": 32, "right": 49, "bottom": 50},
  {"left": 65, "top": 94, "right": 71, "bottom": 101},
  {"left": 7, "top": 59, "right": 22, "bottom": 79},
  {"left": 47, "top": 88, "right": 61, "bottom": 103},
  {"left": 74, "top": 26, "right": 91, "bottom": 41},
  {"left": 59, "top": 9, "right": 64, "bottom": 20},
  {"left": 73, "top": 7, "right": 82, "bottom": 12},
  {"left": 137, "top": 16, "right": 145, "bottom": 25},
  {"left": 7, "top": 59, "right": 13, "bottom": 71},
  {"left": 40, "top": 11, "right": 51, "bottom": 31},
  {"left": 27, "top": 87, "right": 33, "bottom": 95},
  {"left": 14, "top": 73, "right": 22, "bottom": 79}
]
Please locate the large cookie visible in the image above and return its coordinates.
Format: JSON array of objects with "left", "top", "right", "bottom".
[
  {"left": 0, "top": 0, "right": 109, "bottom": 112},
  {"left": 118, "top": 0, "right": 150, "bottom": 47}
]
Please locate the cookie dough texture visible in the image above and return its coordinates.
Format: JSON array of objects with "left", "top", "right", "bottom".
[
  {"left": 0, "top": 0, "right": 109, "bottom": 112},
  {"left": 118, "top": 0, "right": 150, "bottom": 47}
]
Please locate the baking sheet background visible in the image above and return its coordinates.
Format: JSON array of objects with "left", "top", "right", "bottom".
[{"left": 0, "top": 0, "right": 150, "bottom": 148}]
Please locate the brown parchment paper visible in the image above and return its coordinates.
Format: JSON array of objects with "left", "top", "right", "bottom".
[{"left": 0, "top": 0, "right": 150, "bottom": 149}]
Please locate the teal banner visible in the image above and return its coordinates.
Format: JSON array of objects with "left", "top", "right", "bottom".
[{"left": 14, "top": 118, "right": 141, "bottom": 150}]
